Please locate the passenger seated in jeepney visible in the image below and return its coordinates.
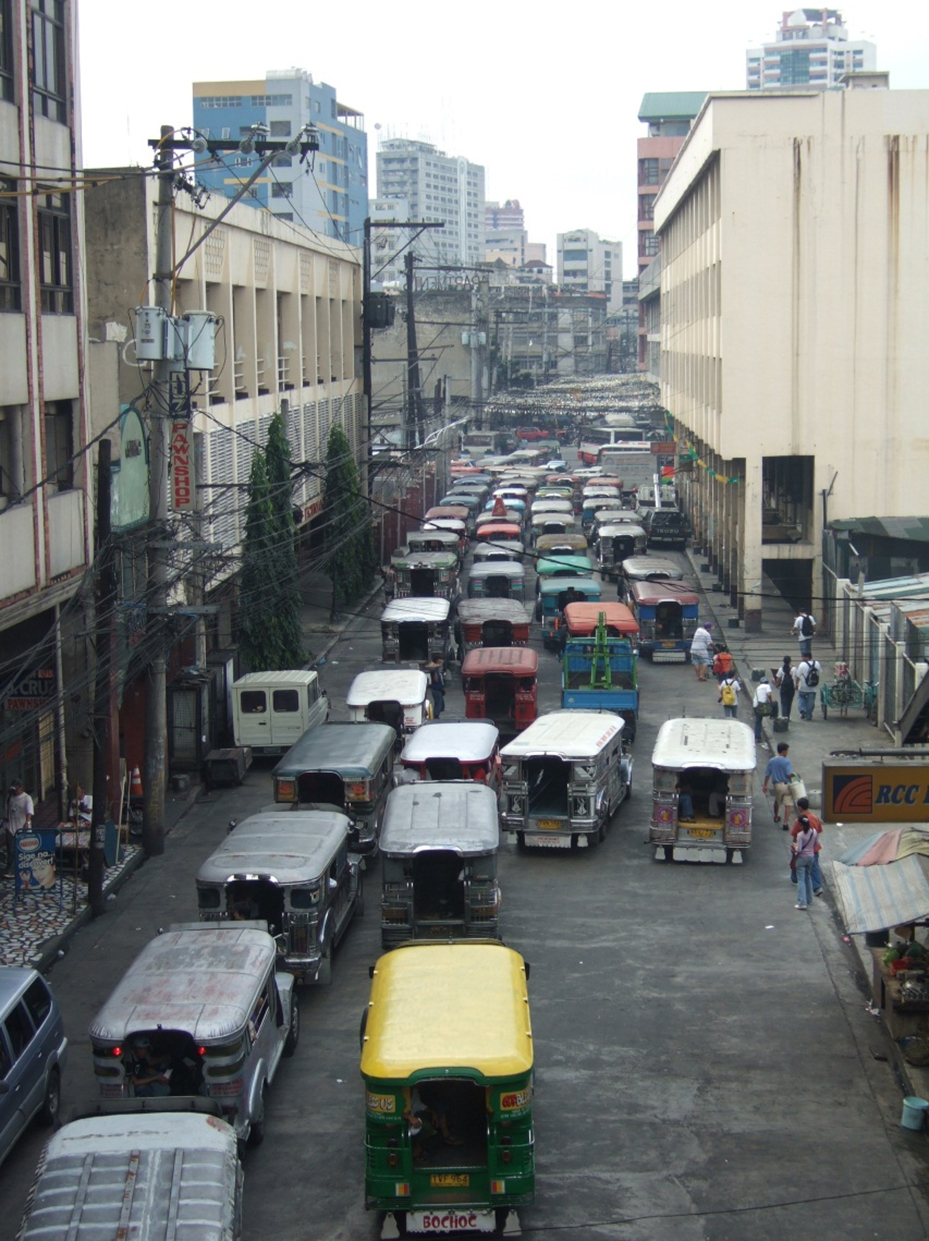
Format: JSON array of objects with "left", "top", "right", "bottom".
[{"left": 708, "top": 779, "right": 729, "bottom": 818}]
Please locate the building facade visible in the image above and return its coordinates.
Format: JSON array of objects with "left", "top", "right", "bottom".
[
  {"left": 0, "top": 0, "right": 93, "bottom": 807},
  {"left": 747, "top": 9, "right": 875, "bottom": 90},
  {"left": 192, "top": 69, "right": 367, "bottom": 244},
  {"left": 374, "top": 139, "right": 485, "bottom": 288},
  {"left": 654, "top": 84, "right": 929, "bottom": 630},
  {"left": 556, "top": 229, "right": 622, "bottom": 313}
]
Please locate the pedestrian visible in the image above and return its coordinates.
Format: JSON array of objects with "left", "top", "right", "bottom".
[
  {"left": 690, "top": 621, "right": 713, "bottom": 681},
  {"left": 762, "top": 742, "right": 796, "bottom": 826},
  {"left": 382, "top": 565, "right": 396, "bottom": 602},
  {"left": 3, "top": 778, "right": 34, "bottom": 875},
  {"left": 752, "top": 676, "right": 775, "bottom": 743},
  {"left": 791, "top": 610, "right": 816, "bottom": 659},
  {"left": 712, "top": 646, "right": 734, "bottom": 683},
  {"left": 791, "top": 814, "right": 818, "bottom": 909},
  {"left": 791, "top": 797, "right": 825, "bottom": 896},
  {"left": 425, "top": 661, "right": 445, "bottom": 719},
  {"left": 718, "top": 674, "right": 741, "bottom": 718},
  {"left": 775, "top": 655, "right": 795, "bottom": 720},
  {"left": 794, "top": 656, "right": 822, "bottom": 721}
]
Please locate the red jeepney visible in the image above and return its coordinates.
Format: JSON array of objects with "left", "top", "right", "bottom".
[
  {"left": 457, "top": 599, "right": 531, "bottom": 655},
  {"left": 475, "top": 521, "right": 523, "bottom": 547},
  {"left": 462, "top": 647, "right": 539, "bottom": 736}
]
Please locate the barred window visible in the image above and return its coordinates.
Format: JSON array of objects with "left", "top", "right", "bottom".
[
  {"left": 31, "top": 0, "right": 67, "bottom": 123},
  {"left": 37, "top": 191, "right": 72, "bottom": 313},
  {"left": 0, "top": 178, "right": 20, "bottom": 311}
]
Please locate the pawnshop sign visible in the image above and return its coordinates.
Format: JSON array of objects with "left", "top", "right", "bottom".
[
  {"left": 170, "top": 419, "right": 194, "bottom": 511},
  {"left": 823, "top": 761, "right": 929, "bottom": 823}
]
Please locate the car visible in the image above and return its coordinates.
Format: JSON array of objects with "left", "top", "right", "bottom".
[
  {"left": 544, "top": 457, "right": 567, "bottom": 471},
  {"left": 0, "top": 967, "right": 68, "bottom": 1168},
  {"left": 515, "top": 425, "right": 549, "bottom": 442}
]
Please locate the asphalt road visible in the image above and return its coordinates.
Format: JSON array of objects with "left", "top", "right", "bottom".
[{"left": 4, "top": 548, "right": 929, "bottom": 1240}]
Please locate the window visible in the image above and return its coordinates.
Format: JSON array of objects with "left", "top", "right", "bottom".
[
  {"left": 38, "top": 192, "right": 72, "bottom": 311},
  {"left": 44, "top": 399, "right": 73, "bottom": 490},
  {"left": 0, "top": 0, "right": 13, "bottom": 101},
  {"left": 269, "top": 119, "right": 291, "bottom": 137},
  {"left": 23, "top": 978, "right": 51, "bottom": 1027},
  {"left": 4, "top": 1002, "right": 34, "bottom": 1058},
  {"left": 199, "top": 95, "right": 243, "bottom": 109},
  {"left": 31, "top": 0, "right": 67, "bottom": 122},
  {"left": 0, "top": 179, "right": 20, "bottom": 311},
  {"left": 272, "top": 690, "right": 299, "bottom": 713},
  {"left": 240, "top": 691, "right": 267, "bottom": 715},
  {"left": 271, "top": 182, "right": 293, "bottom": 199},
  {"left": 272, "top": 154, "right": 293, "bottom": 168}
]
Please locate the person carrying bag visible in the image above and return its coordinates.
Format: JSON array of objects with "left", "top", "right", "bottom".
[{"left": 792, "top": 816, "right": 818, "bottom": 909}]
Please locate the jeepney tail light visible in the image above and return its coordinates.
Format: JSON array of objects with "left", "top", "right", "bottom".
[
  {"left": 275, "top": 779, "right": 296, "bottom": 802},
  {"left": 348, "top": 781, "right": 369, "bottom": 800},
  {"left": 491, "top": 1180, "right": 506, "bottom": 1194},
  {"left": 502, "top": 1149, "right": 512, "bottom": 1163},
  {"left": 388, "top": 1152, "right": 398, "bottom": 1167}
]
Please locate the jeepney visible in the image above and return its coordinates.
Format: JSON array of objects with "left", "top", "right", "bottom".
[
  {"left": 529, "top": 498, "right": 573, "bottom": 518},
  {"left": 597, "top": 523, "right": 648, "bottom": 578},
  {"left": 401, "top": 528, "right": 463, "bottom": 568},
  {"left": 537, "top": 576, "right": 603, "bottom": 648},
  {"left": 562, "top": 609, "right": 639, "bottom": 741},
  {"left": 392, "top": 551, "right": 459, "bottom": 603},
  {"left": 381, "top": 598, "right": 452, "bottom": 665},
  {"left": 425, "top": 504, "right": 472, "bottom": 534},
  {"left": 195, "top": 809, "right": 362, "bottom": 984},
  {"left": 501, "top": 710, "right": 631, "bottom": 848},
  {"left": 347, "top": 669, "right": 430, "bottom": 738},
  {"left": 420, "top": 518, "right": 467, "bottom": 557},
  {"left": 379, "top": 783, "right": 501, "bottom": 947},
  {"left": 475, "top": 520, "right": 523, "bottom": 549},
  {"left": 462, "top": 646, "right": 538, "bottom": 737},
  {"left": 272, "top": 722, "right": 396, "bottom": 854},
  {"left": 398, "top": 720, "right": 501, "bottom": 788},
  {"left": 535, "top": 532, "right": 588, "bottom": 559},
  {"left": 360, "top": 942, "right": 534, "bottom": 1238},
  {"left": 627, "top": 580, "right": 699, "bottom": 662},
  {"left": 466, "top": 561, "right": 528, "bottom": 602},
  {"left": 535, "top": 554, "right": 596, "bottom": 593},
  {"left": 649, "top": 717, "right": 756, "bottom": 863},
  {"left": 457, "top": 598, "right": 530, "bottom": 654},
  {"left": 529, "top": 512, "right": 578, "bottom": 547},
  {"left": 471, "top": 539, "right": 524, "bottom": 564},
  {"left": 620, "top": 556, "right": 684, "bottom": 591}
]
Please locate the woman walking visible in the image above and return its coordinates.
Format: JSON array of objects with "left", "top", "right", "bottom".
[
  {"left": 792, "top": 814, "right": 818, "bottom": 909},
  {"left": 690, "top": 622, "right": 714, "bottom": 682},
  {"left": 776, "top": 655, "right": 795, "bottom": 720}
]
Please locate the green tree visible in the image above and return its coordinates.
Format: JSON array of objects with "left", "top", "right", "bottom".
[
  {"left": 237, "top": 452, "right": 279, "bottom": 669},
  {"left": 265, "top": 413, "right": 304, "bottom": 666},
  {"left": 321, "top": 423, "right": 376, "bottom": 617}
]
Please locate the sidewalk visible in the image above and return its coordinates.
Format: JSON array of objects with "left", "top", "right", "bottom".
[{"left": 688, "top": 551, "right": 929, "bottom": 1105}]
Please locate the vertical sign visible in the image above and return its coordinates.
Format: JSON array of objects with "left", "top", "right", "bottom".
[{"left": 170, "top": 419, "right": 194, "bottom": 511}]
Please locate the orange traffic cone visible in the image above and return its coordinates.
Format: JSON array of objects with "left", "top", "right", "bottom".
[{"left": 130, "top": 766, "right": 143, "bottom": 799}]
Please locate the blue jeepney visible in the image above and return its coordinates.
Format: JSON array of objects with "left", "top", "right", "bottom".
[
  {"left": 562, "top": 609, "right": 639, "bottom": 741},
  {"left": 538, "top": 576, "right": 602, "bottom": 650}
]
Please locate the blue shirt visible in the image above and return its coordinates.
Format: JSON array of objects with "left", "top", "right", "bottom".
[{"left": 765, "top": 756, "right": 793, "bottom": 783}]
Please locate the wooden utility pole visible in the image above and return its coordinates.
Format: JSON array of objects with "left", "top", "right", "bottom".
[
  {"left": 90, "top": 439, "right": 115, "bottom": 914},
  {"left": 405, "top": 251, "right": 424, "bottom": 451}
]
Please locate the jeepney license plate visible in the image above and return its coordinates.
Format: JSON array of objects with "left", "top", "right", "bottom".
[
  {"left": 661, "top": 641, "right": 676, "bottom": 647},
  {"left": 537, "top": 819, "right": 563, "bottom": 830},
  {"left": 686, "top": 828, "right": 717, "bottom": 839},
  {"left": 430, "top": 1173, "right": 470, "bottom": 1188},
  {"left": 405, "top": 1210, "right": 495, "bottom": 1235}
]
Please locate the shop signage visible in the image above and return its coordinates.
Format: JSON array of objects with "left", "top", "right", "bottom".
[
  {"left": 14, "top": 830, "right": 62, "bottom": 905},
  {"left": 6, "top": 667, "right": 55, "bottom": 710},
  {"left": 171, "top": 418, "right": 194, "bottom": 511},
  {"left": 822, "top": 761, "right": 929, "bottom": 823}
]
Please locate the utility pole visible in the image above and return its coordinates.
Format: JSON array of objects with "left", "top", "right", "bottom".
[
  {"left": 142, "top": 126, "right": 173, "bottom": 858},
  {"left": 405, "top": 251, "right": 423, "bottom": 451},
  {"left": 90, "top": 439, "right": 115, "bottom": 914}
]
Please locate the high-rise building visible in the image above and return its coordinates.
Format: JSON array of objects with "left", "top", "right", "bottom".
[
  {"left": 746, "top": 9, "right": 876, "bottom": 91},
  {"left": 485, "top": 200, "right": 525, "bottom": 230},
  {"left": 374, "top": 139, "right": 485, "bottom": 287},
  {"left": 556, "top": 230, "right": 622, "bottom": 313},
  {"left": 192, "top": 69, "right": 367, "bottom": 244}
]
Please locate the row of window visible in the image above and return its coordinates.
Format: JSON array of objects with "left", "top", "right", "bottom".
[
  {"left": 1, "top": 0, "right": 67, "bottom": 119},
  {"left": 0, "top": 180, "right": 72, "bottom": 313},
  {"left": 0, "top": 399, "right": 74, "bottom": 497}
]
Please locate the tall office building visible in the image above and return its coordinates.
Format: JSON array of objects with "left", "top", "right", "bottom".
[
  {"left": 747, "top": 9, "right": 876, "bottom": 90},
  {"left": 192, "top": 69, "right": 367, "bottom": 244},
  {"left": 556, "top": 230, "right": 622, "bottom": 313},
  {"left": 375, "top": 139, "right": 485, "bottom": 287}
]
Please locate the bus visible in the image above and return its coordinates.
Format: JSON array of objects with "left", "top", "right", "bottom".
[{"left": 578, "top": 427, "right": 648, "bottom": 464}]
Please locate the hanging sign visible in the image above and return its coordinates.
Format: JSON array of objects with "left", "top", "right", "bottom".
[{"left": 170, "top": 419, "right": 195, "bottom": 511}]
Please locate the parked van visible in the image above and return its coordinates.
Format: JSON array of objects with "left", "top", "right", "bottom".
[
  {"left": 347, "top": 669, "right": 429, "bottom": 739},
  {"left": 196, "top": 810, "right": 362, "bottom": 984},
  {"left": 500, "top": 710, "right": 632, "bottom": 848},
  {"left": 379, "top": 782, "right": 501, "bottom": 947},
  {"left": 89, "top": 923, "right": 298, "bottom": 1147},
  {"left": 0, "top": 967, "right": 67, "bottom": 1168},
  {"left": 398, "top": 720, "right": 501, "bottom": 788},
  {"left": 231, "top": 670, "right": 328, "bottom": 755},
  {"left": 272, "top": 722, "right": 396, "bottom": 854},
  {"left": 16, "top": 1102, "right": 244, "bottom": 1241}
]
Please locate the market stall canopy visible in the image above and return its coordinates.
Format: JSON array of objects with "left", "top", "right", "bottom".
[
  {"left": 837, "top": 827, "right": 929, "bottom": 867},
  {"left": 833, "top": 855, "right": 929, "bottom": 934}
]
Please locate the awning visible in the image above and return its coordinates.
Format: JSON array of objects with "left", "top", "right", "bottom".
[{"left": 833, "top": 855, "right": 929, "bottom": 934}]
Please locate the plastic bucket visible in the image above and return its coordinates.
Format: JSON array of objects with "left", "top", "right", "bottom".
[{"left": 900, "top": 1096, "right": 929, "bottom": 1130}]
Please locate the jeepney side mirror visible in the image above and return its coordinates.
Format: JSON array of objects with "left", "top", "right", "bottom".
[
  {"left": 227, "top": 818, "right": 237, "bottom": 834},
  {"left": 369, "top": 964, "right": 377, "bottom": 979},
  {"left": 524, "top": 961, "right": 531, "bottom": 981},
  {"left": 329, "top": 877, "right": 338, "bottom": 890}
]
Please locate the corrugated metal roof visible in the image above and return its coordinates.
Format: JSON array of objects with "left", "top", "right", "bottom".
[
  {"left": 857, "top": 572, "right": 929, "bottom": 601},
  {"left": 834, "top": 855, "right": 929, "bottom": 934},
  {"left": 831, "top": 516, "right": 929, "bottom": 542},
  {"left": 638, "top": 92, "right": 708, "bottom": 122}
]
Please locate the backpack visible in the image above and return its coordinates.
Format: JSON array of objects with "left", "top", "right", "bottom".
[
  {"left": 800, "top": 614, "right": 815, "bottom": 637},
  {"left": 721, "top": 681, "right": 737, "bottom": 706},
  {"left": 805, "top": 662, "right": 820, "bottom": 688}
]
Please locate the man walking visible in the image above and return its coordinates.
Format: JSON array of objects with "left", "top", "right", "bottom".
[
  {"left": 3, "top": 778, "right": 34, "bottom": 875},
  {"left": 690, "top": 621, "right": 713, "bottom": 682},
  {"left": 791, "top": 610, "right": 816, "bottom": 659},
  {"left": 718, "top": 674, "right": 741, "bottom": 718},
  {"left": 752, "top": 677, "right": 775, "bottom": 743},
  {"left": 762, "top": 742, "right": 796, "bottom": 826},
  {"left": 794, "top": 656, "right": 822, "bottom": 721}
]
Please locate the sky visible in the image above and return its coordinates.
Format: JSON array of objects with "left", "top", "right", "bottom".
[{"left": 78, "top": 0, "right": 929, "bottom": 279}]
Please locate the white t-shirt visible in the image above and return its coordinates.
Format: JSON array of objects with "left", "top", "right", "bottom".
[
  {"left": 796, "top": 660, "right": 821, "bottom": 691},
  {"left": 7, "top": 790, "right": 34, "bottom": 833},
  {"left": 753, "top": 682, "right": 774, "bottom": 708}
]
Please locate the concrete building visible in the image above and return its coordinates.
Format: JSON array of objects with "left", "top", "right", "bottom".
[
  {"left": 85, "top": 177, "right": 362, "bottom": 768},
  {"left": 747, "top": 9, "right": 876, "bottom": 90},
  {"left": 375, "top": 139, "right": 485, "bottom": 288},
  {"left": 556, "top": 229, "right": 622, "bottom": 313},
  {"left": 0, "top": 0, "right": 93, "bottom": 806},
  {"left": 653, "top": 83, "right": 929, "bottom": 630},
  {"left": 485, "top": 200, "right": 525, "bottom": 230},
  {"left": 192, "top": 69, "right": 367, "bottom": 244}
]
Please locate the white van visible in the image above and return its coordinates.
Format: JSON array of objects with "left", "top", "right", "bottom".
[{"left": 232, "top": 670, "right": 328, "bottom": 755}]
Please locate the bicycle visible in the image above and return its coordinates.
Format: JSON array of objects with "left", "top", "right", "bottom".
[{"left": 864, "top": 680, "right": 879, "bottom": 726}]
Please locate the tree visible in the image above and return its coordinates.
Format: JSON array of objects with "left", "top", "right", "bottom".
[
  {"left": 321, "top": 423, "right": 376, "bottom": 618},
  {"left": 237, "top": 414, "right": 305, "bottom": 670}
]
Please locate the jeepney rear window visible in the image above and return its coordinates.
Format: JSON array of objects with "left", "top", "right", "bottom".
[
  {"left": 291, "top": 886, "right": 320, "bottom": 908},
  {"left": 240, "top": 690, "right": 266, "bottom": 714},
  {"left": 272, "top": 689, "right": 300, "bottom": 712},
  {"left": 503, "top": 762, "right": 521, "bottom": 780},
  {"left": 574, "top": 763, "right": 596, "bottom": 781},
  {"left": 198, "top": 887, "right": 221, "bottom": 909}
]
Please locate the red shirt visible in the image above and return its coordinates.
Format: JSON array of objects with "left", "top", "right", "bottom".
[{"left": 790, "top": 811, "right": 823, "bottom": 853}]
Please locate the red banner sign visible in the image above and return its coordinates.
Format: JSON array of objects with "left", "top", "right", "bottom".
[{"left": 171, "top": 419, "right": 194, "bottom": 511}]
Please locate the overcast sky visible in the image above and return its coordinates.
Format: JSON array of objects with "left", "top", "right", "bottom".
[{"left": 78, "top": 0, "right": 928, "bottom": 278}]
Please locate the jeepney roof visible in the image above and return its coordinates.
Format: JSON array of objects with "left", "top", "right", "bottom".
[
  {"left": 420, "top": 518, "right": 466, "bottom": 534},
  {"left": 425, "top": 506, "right": 469, "bottom": 520},
  {"left": 392, "top": 551, "right": 458, "bottom": 569},
  {"left": 401, "top": 720, "right": 499, "bottom": 764},
  {"left": 232, "top": 669, "right": 318, "bottom": 690},
  {"left": 44, "top": 1109, "right": 236, "bottom": 1161},
  {"left": 347, "top": 670, "right": 429, "bottom": 708},
  {"left": 501, "top": 710, "right": 623, "bottom": 759},
  {"left": 622, "top": 556, "right": 683, "bottom": 580},
  {"left": 467, "top": 561, "right": 525, "bottom": 580},
  {"left": 564, "top": 602, "right": 639, "bottom": 635},
  {"left": 440, "top": 493, "right": 481, "bottom": 508},
  {"left": 360, "top": 942, "right": 533, "bottom": 1080},
  {"left": 457, "top": 598, "right": 530, "bottom": 624},
  {"left": 381, "top": 598, "right": 451, "bottom": 623},
  {"left": 535, "top": 534, "right": 587, "bottom": 552},
  {"left": 627, "top": 580, "right": 699, "bottom": 605},
  {"left": 380, "top": 782, "right": 500, "bottom": 855},
  {"left": 472, "top": 541, "right": 525, "bottom": 561},
  {"left": 538, "top": 577, "right": 601, "bottom": 597},
  {"left": 196, "top": 811, "right": 351, "bottom": 886},
  {"left": 89, "top": 925, "right": 279, "bottom": 1044},
  {"left": 407, "top": 529, "right": 460, "bottom": 545},
  {"left": 274, "top": 722, "right": 397, "bottom": 778},
  {"left": 530, "top": 499, "right": 573, "bottom": 513},
  {"left": 537, "top": 555, "right": 594, "bottom": 576},
  {"left": 475, "top": 522, "right": 522, "bottom": 539},
  {"left": 461, "top": 647, "right": 539, "bottom": 675},
  {"left": 599, "top": 523, "right": 647, "bottom": 538},
  {"left": 651, "top": 717, "right": 757, "bottom": 772}
]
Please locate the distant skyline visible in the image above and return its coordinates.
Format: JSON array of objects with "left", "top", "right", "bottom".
[{"left": 78, "top": 1, "right": 929, "bottom": 278}]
